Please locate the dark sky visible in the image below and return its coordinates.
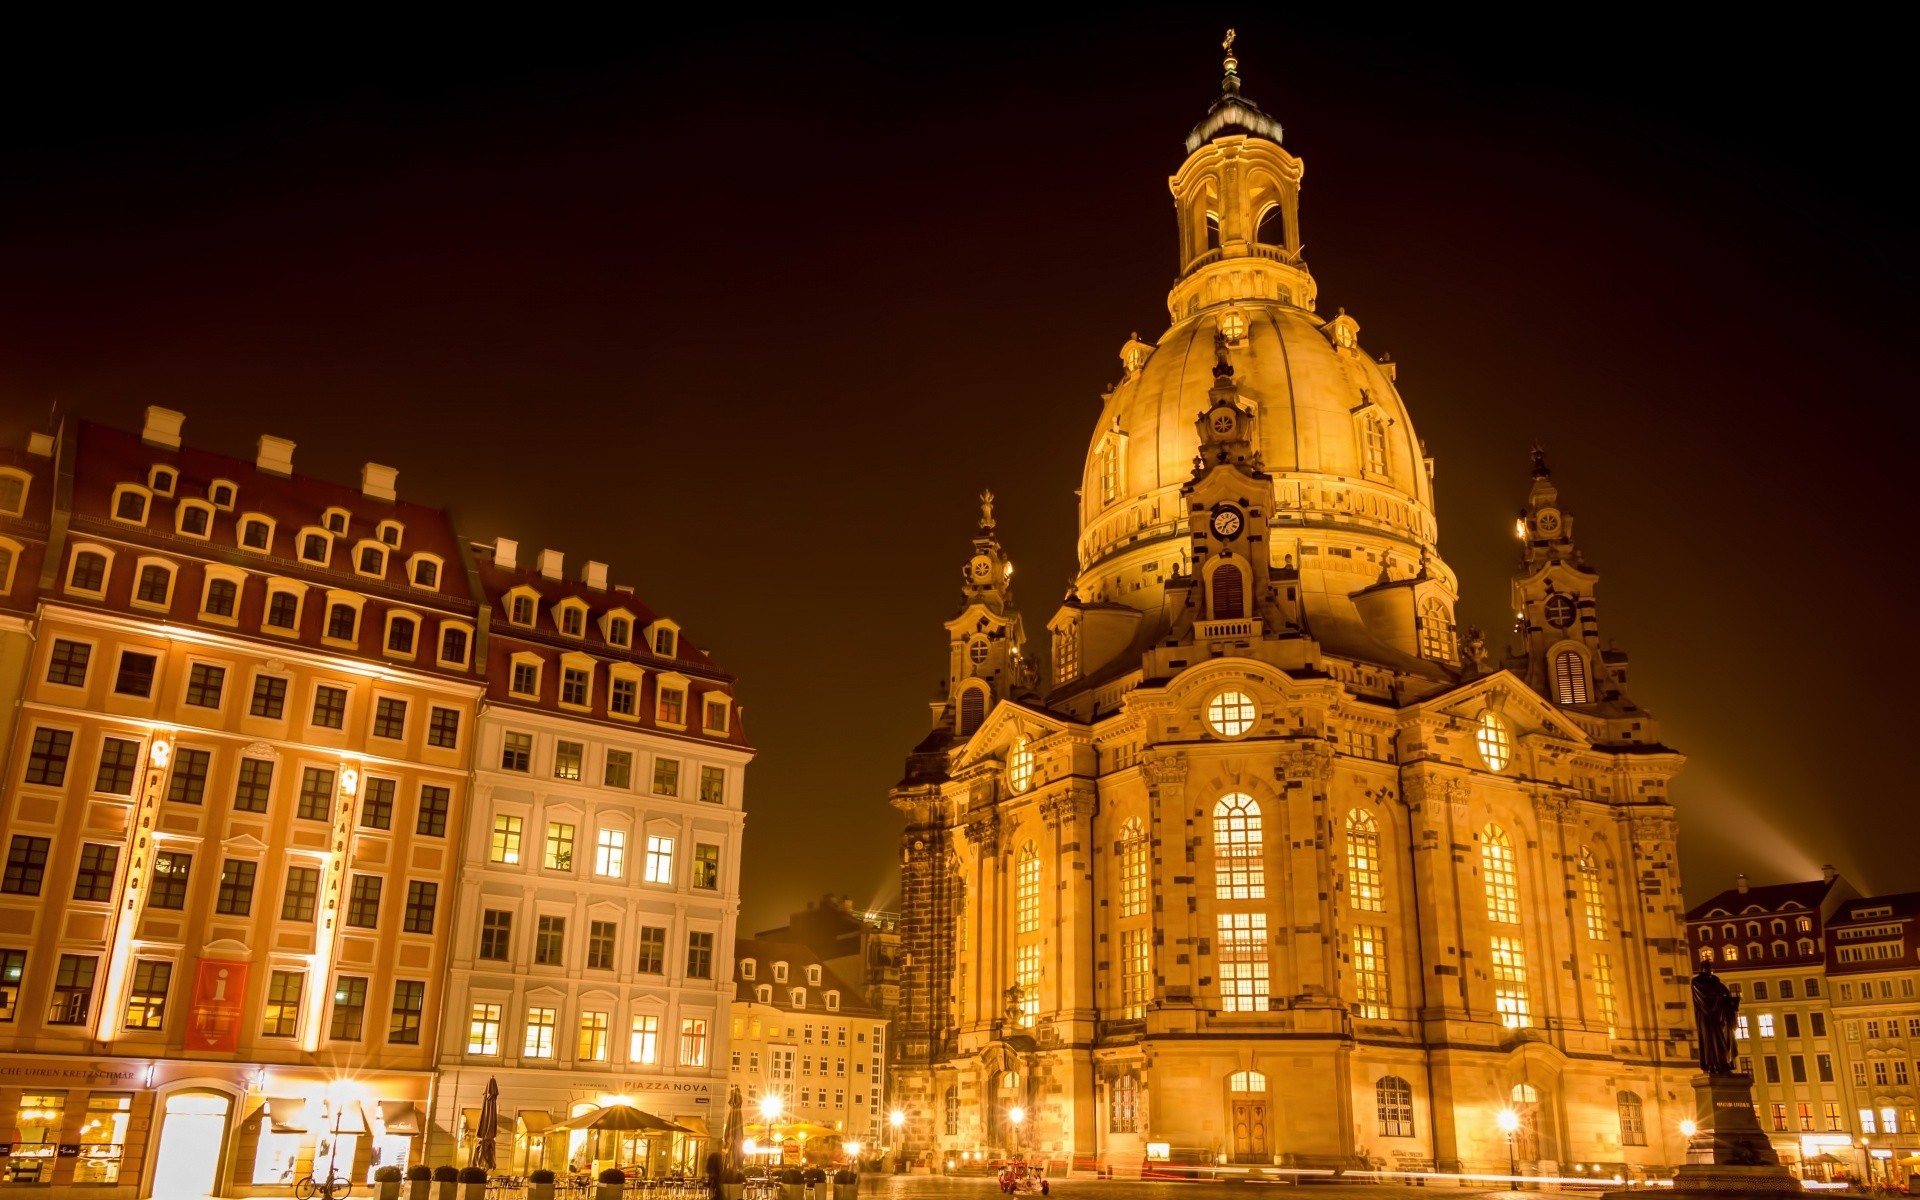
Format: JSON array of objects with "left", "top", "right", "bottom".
[{"left": 2, "top": 11, "right": 1910, "bottom": 929}]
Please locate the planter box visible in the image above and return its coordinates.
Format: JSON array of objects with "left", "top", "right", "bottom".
[
  {"left": 409, "top": 1181, "right": 433, "bottom": 1200},
  {"left": 378, "top": 1183, "right": 402, "bottom": 1200},
  {"left": 438, "top": 1181, "right": 460, "bottom": 1200},
  {"left": 596, "top": 1186, "right": 624, "bottom": 1200},
  {"left": 463, "top": 1183, "right": 487, "bottom": 1200},
  {"left": 529, "top": 1185, "right": 555, "bottom": 1200}
]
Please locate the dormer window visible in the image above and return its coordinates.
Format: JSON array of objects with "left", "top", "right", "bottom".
[
  {"left": 409, "top": 555, "right": 441, "bottom": 589},
  {"left": 0, "top": 470, "right": 31, "bottom": 517},
  {"left": 558, "top": 602, "right": 587, "bottom": 638},
  {"left": 741, "top": 960, "right": 756, "bottom": 980},
  {"left": 377, "top": 520, "right": 403, "bottom": 547},
  {"left": 791, "top": 989, "right": 806, "bottom": 1010},
  {"left": 507, "top": 591, "right": 537, "bottom": 627},
  {"left": 148, "top": 466, "right": 176, "bottom": 495},
  {"left": 386, "top": 613, "right": 418, "bottom": 657},
  {"left": 825, "top": 991, "right": 840, "bottom": 1012},
  {"left": 806, "top": 965, "right": 821, "bottom": 986},
  {"left": 657, "top": 684, "right": 686, "bottom": 727},
  {"left": 703, "top": 695, "right": 731, "bottom": 736},
  {"left": 774, "top": 962, "right": 788, "bottom": 983},
  {"left": 176, "top": 501, "right": 213, "bottom": 539},
  {"left": 300, "top": 531, "right": 331, "bottom": 566},
  {"left": 322, "top": 508, "right": 350, "bottom": 536},
  {"left": 756, "top": 985, "right": 772, "bottom": 1004},
  {"left": 605, "top": 614, "right": 632, "bottom": 647},
  {"left": 649, "top": 622, "right": 679, "bottom": 658},
  {"left": 356, "top": 543, "right": 388, "bottom": 577},
  {"left": 111, "top": 485, "right": 151, "bottom": 525},
  {"left": 209, "top": 480, "right": 236, "bottom": 509},
  {"left": 240, "top": 515, "right": 273, "bottom": 552}
]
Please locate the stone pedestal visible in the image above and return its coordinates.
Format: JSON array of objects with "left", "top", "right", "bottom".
[{"left": 1609, "top": 1074, "right": 1803, "bottom": 1199}]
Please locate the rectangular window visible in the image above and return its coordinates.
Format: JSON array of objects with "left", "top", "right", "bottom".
[
  {"left": 373, "top": 697, "right": 407, "bottom": 739},
  {"left": 653, "top": 757, "right": 680, "bottom": 796},
  {"left": 1764, "top": 1055, "right": 1780, "bottom": 1083},
  {"left": 700, "top": 765, "right": 726, "bottom": 804},
  {"left": 588, "top": 920, "right": 617, "bottom": 970},
  {"left": 262, "top": 971, "right": 302, "bottom": 1037},
  {"left": 346, "top": 874, "right": 382, "bottom": 928},
  {"left": 630, "top": 1014, "right": 659, "bottom": 1064},
  {"left": 1216, "top": 911, "right": 1269, "bottom": 1012},
  {"left": 705, "top": 698, "right": 729, "bottom": 731},
  {"left": 561, "top": 667, "right": 590, "bottom": 708},
  {"left": 312, "top": 685, "right": 347, "bottom": 729},
  {"left": 1785, "top": 1012, "right": 1801, "bottom": 1038},
  {"left": 1120, "top": 927, "right": 1150, "bottom": 1019},
  {"left": 479, "top": 910, "right": 513, "bottom": 960},
  {"left": 604, "top": 750, "right": 632, "bottom": 789},
  {"left": 0, "top": 949, "right": 24, "bottom": 1020},
  {"left": 611, "top": 677, "right": 638, "bottom": 716},
  {"left": 46, "top": 639, "right": 90, "bottom": 686},
  {"left": 1818, "top": 1053, "right": 1834, "bottom": 1082},
  {"left": 48, "top": 954, "right": 97, "bottom": 1026},
  {"left": 249, "top": 675, "right": 287, "bottom": 718},
  {"left": 124, "top": 960, "right": 172, "bottom": 1029},
  {"left": 524, "top": 1007, "right": 557, "bottom": 1058},
  {"left": 389, "top": 980, "right": 425, "bottom": 1044},
  {"left": 1769, "top": 1102, "right": 1786, "bottom": 1131},
  {"left": 24, "top": 727, "right": 74, "bottom": 786},
  {"left": 501, "top": 731, "right": 532, "bottom": 772},
  {"left": 92, "top": 737, "right": 140, "bottom": 794},
  {"left": 578, "top": 1010, "right": 610, "bottom": 1061},
  {"left": 73, "top": 844, "right": 121, "bottom": 902},
  {"left": 680, "top": 1017, "right": 707, "bottom": 1066},
  {"left": 1593, "top": 952, "right": 1618, "bottom": 1036},
  {"left": 427, "top": 706, "right": 460, "bottom": 748},
  {"left": 554, "top": 739, "right": 583, "bottom": 781},
  {"left": 636, "top": 926, "right": 667, "bottom": 974},
  {"left": 1825, "top": 1102, "right": 1843, "bottom": 1131},
  {"left": 511, "top": 661, "right": 539, "bottom": 696},
  {"left": 694, "top": 842, "right": 720, "bottom": 890},
  {"left": 468, "top": 1003, "right": 503, "bottom": 1055},
  {"left": 645, "top": 835, "right": 673, "bottom": 884},
  {"left": 1351, "top": 924, "right": 1390, "bottom": 1019},
  {"left": 417, "top": 784, "right": 450, "bottom": 836},
  {"left": 1758, "top": 1012, "right": 1776, "bottom": 1037},
  {"left": 535, "top": 915, "right": 565, "bottom": 965},
  {"left": 1791, "top": 1055, "right": 1807, "bottom": 1083},
  {"left": 149, "top": 851, "right": 191, "bottom": 909},
  {"left": 114, "top": 651, "right": 157, "bottom": 697},
  {"left": 491, "top": 815, "right": 524, "bottom": 864},
  {"left": 162, "top": 747, "right": 207, "bottom": 806},
  {"left": 1490, "top": 934, "right": 1531, "bottom": 1029},
  {"left": 216, "top": 859, "right": 256, "bottom": 916},
  {"left": 687, "top": 930, "right": 715, "bottom": 979},
  {"left": 1875, "top": 1060, "right": 1890, "bottom": 1086},
  {"left": 234, "top": 757, "right": 274, "bottom": 812},
  {"left": 297, "top": 766, "right": 336, "bottom": 821},
  {"left": 403, "top": 880, "right": 437, "bottom": 934},
  {"left": 1799, "top": 1102, "right": 1814, "bottom": 1132},
  {"left": 184, "top": 663, "right": 225, "bottom": 708},
  {"left": 360, "top": 777, "right": 396, "bottom": 829},
  {"left": 592, "top": 828, "right": 628, "bottom": 878},
  {"left": 282, "top": 867, "right": 320, "bottom": 921},
  {"left": 545, "top": 822, "right": 575, "bottom": 871},
  {"left": 1861, "top": 1108, "right": 1878, "bottom": 1134}
]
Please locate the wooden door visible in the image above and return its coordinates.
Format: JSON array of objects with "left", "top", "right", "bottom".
[{"left": 1230, "top": 1100, "right": 1269, "bottom": 1160}]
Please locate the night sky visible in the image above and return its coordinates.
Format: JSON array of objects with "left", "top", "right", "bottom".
[{"left": 2, "top": 12, "right": 1909, "bottom": 929}]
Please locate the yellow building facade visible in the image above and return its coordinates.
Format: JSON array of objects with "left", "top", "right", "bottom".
[{"left": 892, "top": 44, "right": 1694, "bottom": 1180}]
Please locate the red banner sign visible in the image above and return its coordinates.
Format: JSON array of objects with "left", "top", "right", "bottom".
[{"left": 188, "top": 959, "right": 250, "bottom": 1052}]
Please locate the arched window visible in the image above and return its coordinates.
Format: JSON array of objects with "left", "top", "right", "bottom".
[
  {"left": 326, "top": 603, "right": 358, "bottom": 641},
  {"left": 1617, "top": 1091, "right": 1646, "bottom": 1146},
  {"left": 1228, "top": 1070, "right": 1266, "bottom": 1093},
  {"left": 1553, "top": 650, "right": 1591, "bottom": 705},
  {"left": 1346, "top": 810, "right": 1383, "bottom": 912},
  {"left": 1211, "top": 562, "right": 1245, "bottom": 620},
  {"left": 1798, "top": 938, "right": 1815, "bottom": 956},
  {"left": 204, "top": 577, "right": 238, "bottom": 618},
  {"left": 1481, "top": 825, "right": 1519, "bottom": 924},
  {"left": 1204, "top": 213, "right": 1222, "bottom": 251},
  {"left": 1016, "top": 842, "right": 1040, "bottom": 934},
  {"left": 1110, "top": 1075, "right": 1138, "bottom": 1133},
  {"left": 1580, "top": 850, "right": 1608, "bottom": 940},
  {"left": 1119, "top": 818, "right": 1148, "bottom": 918},
  {"left": 1213, "top": 793, "right": 1264, "bottom": 899},
  {"left": 958, "top": 686, "right": 986, "bottom": 736},
  {"left": 1772, "top": 940, "right": 1788, "bottom": 958},
  {"left": 1699, "top": 946, "right": 1714, "bottom": 962},
  {"left": 1722, "top": 945, "right": 1740, "bottom": 963},
  {"left": 1418, "top": 597, "right": 1455, "bottom": 661},
  {"left": 1377, "top": 1076, "right": 1414, "bottom": 1138},
  {"left": 69, "top": 550, "right": 108, "bottom": 594},
  {"left": 134, "top": 563, "right": 173, "bottom": 607},
  {"left": 1476, "top": 711, "right": 1512, "bottom": 771},
  {"left": 1747, "top": 941, "right": 1763, "bottom": 960},
  {"left": 387, "top": 615, "right": 417, "bottom": 655},
  {"left": 1360, "top": 412, "right": 1388, "bottom": 476}
]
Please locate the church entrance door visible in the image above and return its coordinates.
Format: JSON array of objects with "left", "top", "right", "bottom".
[{"left": 1230, "top": 1100, "right": 1269, "bottom": 1160}]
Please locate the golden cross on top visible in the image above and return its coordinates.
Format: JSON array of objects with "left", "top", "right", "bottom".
[{"left": 1223, "top": 28, "right": 1236, "bottom": 55}]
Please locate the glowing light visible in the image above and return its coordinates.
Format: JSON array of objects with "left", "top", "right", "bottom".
[
  {"left": 1003, "top": 562, "right": 1013, "bottom": 581},
  {"left": 946, "top": 1161, "right": 955, "bottom": 1170},
  {"left": 1680, "top": 1119, "right": 1697, "bottom": 1137},
  {"left": 149, "top": 738, "right": 171, "bottom": 767},
  {"left": 743, "top": 1139, "right": 758, "bottom": 1156},
  {"left": 1008, "top": 1107, "right": 1025, "bottom": 1127},
  {"left": 339, "top": 767, "right": 359, "bottom": 797},
  {"left": 844, "top": 1141, "right": 861, "bottom": 1159},
  {"left": 889, "top": 1110, "right": 904, "bottom": 1130},
  {"left": 761, "top": 1096, "right": 784, "bottom": 1121},
  {"left": 1514, "top": 518, "right": 1527, "bottom": 539},
  {"left": 1496, "top": 1108, "right": 1520, "bottom": 1134}
]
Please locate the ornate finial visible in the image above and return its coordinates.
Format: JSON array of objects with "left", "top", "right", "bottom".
[
  {"left": 1530, "top": 445, "right": 1551, "bottom": 478},
  {"left": 1221, "top": 28, "right": 1241, "bottom": 94},
  {"left": 1212, "top": 331, "right": 1235, "bottom": 380},
  {"left": 979, "top": 489, "right": 997, "bottom": 531}
]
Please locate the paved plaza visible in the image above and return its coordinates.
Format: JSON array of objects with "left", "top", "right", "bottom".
[{"left": 862, "top": 1175, "right": 1632, "bottom": 1200}]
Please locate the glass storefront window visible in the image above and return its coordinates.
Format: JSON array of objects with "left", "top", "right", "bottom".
[
  {"left": 75, "top": 1093, "right": 132, "bottom": 1184},
  {"left": 8, "top": 1091, "right": 66, "bottom": 1183}
]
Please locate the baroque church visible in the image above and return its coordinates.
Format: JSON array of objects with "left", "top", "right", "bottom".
[{"left": 890, "top": 39, "right": 1695, "bottom": 1179}]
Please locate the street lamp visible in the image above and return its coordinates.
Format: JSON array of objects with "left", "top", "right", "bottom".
[
  {"left": 1496, "top": 1109, "right": 1520, "bottom": 1191},
  {"left": 1679, "top": 1120, "right": 1696, "bottom": 1138},
  {"left": 888, "top": 1110, "right": 906, "bottom": 1174},
  {"left": 1009, "top": 1106, "right": 1026, "bottom": 1159},
  {"left": 844, "top": 1141, "right": 861, "bottom": 1171},
  {"left": 761, "top": 1096, "right": 784, "bottom": 1168}
]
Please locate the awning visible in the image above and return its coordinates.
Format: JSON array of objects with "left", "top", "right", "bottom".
[
  {"left": 380, "top": 1101, "right": 422, "bottom": 1135},
  {"left": 330, "top": 1102, "right": 368, "bottom": 1135},
  {"left": 677, "top": 1117, "right": 712, "bottom": 1138},
  {"left": 267, "top": 1098, "right": 311, "bottom": 1133},
  {"left": 517, "top": 1112, "right": 554, "bottom": 1136}
]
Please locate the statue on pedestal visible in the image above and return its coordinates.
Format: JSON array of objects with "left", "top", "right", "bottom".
[{"left": 1692, "top": 962, "right": 1740, "bottom": 1075}]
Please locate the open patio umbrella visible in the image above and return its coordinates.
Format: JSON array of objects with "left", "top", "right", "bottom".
[
  {"left": 553, "top": 1104, "right": 690, "bottom": 1133},
  {"left": 723, "top": 1086, "right": 745, "bottom": 1172},
  {"left": 470, "top": 1078, "right": 500, "bottom": 1170}
]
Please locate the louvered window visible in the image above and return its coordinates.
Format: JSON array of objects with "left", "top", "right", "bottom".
[
  {"left": 1553, "top": 650, "right": 1590, "bottom": 705},
  {"left": 958, "top": 687, "right": 985, "bottom": 736},
  {"left": 1212, "top": 563, "right": 1245, "bottom": 620}
]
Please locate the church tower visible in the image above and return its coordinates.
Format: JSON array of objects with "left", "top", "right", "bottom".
[{"left": 892, "top": 34, "right": 1691, "bottom": 1180}]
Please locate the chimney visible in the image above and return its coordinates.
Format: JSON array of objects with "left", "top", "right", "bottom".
[
  {"left": 141, "top": 406, "right": 185, "bottom": 449},
  {"left": 27, "top": 432, "right": 53, "bottom": 457},
  {"left": 614, "top": 584, "right": 634, "bottom": 595},
  {"left": 256, "top": 435, "right": 296, "bottom": 477},
  {"left": 582, "top": 561, "right": 608, "bottom": 591},
  {"left": 1822, "top": 864, "right": 1838, "bottom": 884},
  {"left": 493, "top": 537, "right": 519, "bottom": 570},
  {"left": 1736, "top": 873, "right": 1749, "bottom": 894},
  {"left": 538, "top": 549, "right": 564, "bottom": 581},
  {"left": 361, "top": 463, "right": 398, "bottom": 502}
]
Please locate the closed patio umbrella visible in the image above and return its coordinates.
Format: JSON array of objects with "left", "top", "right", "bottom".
[
  {"left": 723, "top": 1086, "right": 745, "bottom": 1172},
  {"left": 471, "top": 1078, "right": 500, "bottom": 1171}
]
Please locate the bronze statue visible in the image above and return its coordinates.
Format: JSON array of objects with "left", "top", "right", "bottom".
[{"left": 1692, "top": 961, "right": 1741, "bottom": 1075}]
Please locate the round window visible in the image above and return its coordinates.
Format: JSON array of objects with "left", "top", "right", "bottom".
[
  {"left": 1007, "top": 737, "right": 1034, "bottom": 793},
  {"left": 969, "top": 638, "right": 990, "bottom": 665},
  {"left": 1206, "top": 689, "right": 1257, "bottom": 737},
  {"left": 1544, "top": 594, "right": 1576, "bottom": 629},
  {"left": 1476, "top": 711, "right": 1512, "bottom": 772}
]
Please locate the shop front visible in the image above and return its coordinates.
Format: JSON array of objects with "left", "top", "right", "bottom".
[
  {"left": 0, "top": 1056, "right": 163, "bottom": 1199},
  {"left": 229, "top": 1070, "right": 431, "bottom": 1196},
  {"left": 436, "top": 1072, "right": 717, "bottom": 1178}
]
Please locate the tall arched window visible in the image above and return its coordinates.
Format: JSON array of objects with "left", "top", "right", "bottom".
[
  {"left": 1213, "top": 794, "right": 1264, "bottom": 899},
  {"left": 1016, "top": 842, "right": 1040, "bottom": 934},
  {"left": 1418, "top": 597, "right": 1455, "bottom": 661},
  {"left": 944, "top": 1087, "right": 959, "bottom": 1136},
  {"left": 958, "top": 686, "right": 985, "bottom": 736},
  {"left": 1617, "top": 1091, "right": 1646, "bottom": 1146},
  {"left": 1580, "top": 850, "right": 1608, "bottom": 940},
  {"left": 1119, "top": 818, "right": 1148, "bottom": 918},
  {"left": 1211, "top": 562, "right": 1245, "bottom": 620},
  {"left": 1360, "top": 412, "right": 1388, "bottom": 476},
  {"left": 1481, "top": 825, "right": 1519, "bottom": 924},
  {"left": 1110, "top": 1075, "right": 1138, "bottom": 1133},
  {"left": 1554, "top": 650, "right": 1591, "bottom": 705},
  {"left": 1346, "top": 810, "right": 1384, "bottom": 912},
  {"left": 1376, "top": 1076, "right": 1414, "bottom": 1138}
]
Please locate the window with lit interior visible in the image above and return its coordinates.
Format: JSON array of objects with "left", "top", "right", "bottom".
[
  {"left": 1015, "top": 842, "right": 1040, "bottom": 934},
  {"left": 1417, "top": 596, "right": 1455, "bottom": 661},
  {"left": 1206, "top": 689, "right": 1256, "bottom": 737},
  {"left": 1346, "top": 809, "right": 1384, "bottom": 912},
  {"left": 1118, "top": 817, "right": 1147, "bottom": 918},
  {"left": 1475, "top": 710, "right": 1511, "bottom": 771},
  {"left": 1481, "top": 824, "right": 1519, "bottom": 924},
  {"left": 1006, "top": 736, "right": 1034, "bottom": 793},
  {"left": 1213, "top": 793, "right": 1264, "bottom": 899}
]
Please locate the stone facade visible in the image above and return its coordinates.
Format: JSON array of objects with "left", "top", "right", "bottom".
[{"left": 892, "top": 45, "right": 1693, "bottom": 1180}]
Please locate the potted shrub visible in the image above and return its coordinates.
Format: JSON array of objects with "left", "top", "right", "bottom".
[
  {"left": 720, "top": 1166, "right": 745, "bottom": 1200},
  {"left": 433, "top": 1164, "right": 460, "bottom": 1200},
  {"left": 831, "top": 1169, "right": 856, "bottom": 1198},
  {"left": 596, "top": 1167, "right": 626, "bottom": 1200},
  {"left": 375, "top": 1166, "right": 405, "bottom": 1200},
  {"left": 408, "top": 1165, "right": 434, "bottom": 1200},
  {"left": 801, "top": 1166, "right": 826, "bottom": 1200},
  {"left": 528, "top": 1169, "right": 556, "bottom": 1200},
  {"left": 779, "top": 1166, "right": 804, "bottom": 1200},
  {"left": 459, "top": 1166, "right": 489, "bottom": 1200}
]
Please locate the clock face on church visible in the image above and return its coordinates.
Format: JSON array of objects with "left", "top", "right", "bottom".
[
  {"left": 969, "top": 555, "right": 993, "bottom": 582},
  {"left": 1210, "top": 505, "right": 1244, "bottom": 539},
  {"left": 1536, "top": 508, "right": 1562, "bottom": 535},
  {"left": 1209, "top": 407, "right": 1237, "bottom": 437}
]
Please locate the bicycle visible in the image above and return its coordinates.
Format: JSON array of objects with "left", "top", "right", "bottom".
[{"left": 296, "top": 1174, "right": 355, "bottom": 1200}]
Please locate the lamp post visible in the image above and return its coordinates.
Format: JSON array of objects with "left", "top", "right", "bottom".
[
  {"left": 1496, "top": 1109, "right": 1520, "bottom": 1193},
  {"left": 888, "top": 1110, "right": 904, "bottom": 1173},
  {"left": 843, "top": 1141, "right": 861, "bottom": 1173},
  {"left": 761, "top": 1096, "right": 784, "bottom": 1169},
  {"left": 1009, "top": 1107, "right": 1026, "bottom": 1160}
]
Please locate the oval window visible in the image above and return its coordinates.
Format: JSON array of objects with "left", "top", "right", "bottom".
[
  {"left": 1206, "top": 689, "right": 1257, "bottom": 737},
  {"left": 1007, "top": 736, "right": 1035, "bottom": 794},
  {"left": 1476, "top": 711, "right": 1512, "bottom": 772}
]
